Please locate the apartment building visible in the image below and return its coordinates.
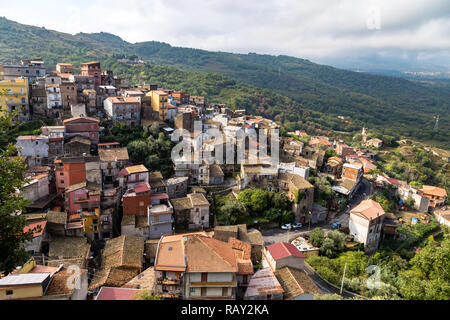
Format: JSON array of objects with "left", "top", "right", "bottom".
[
  {"left": 0, "top": 58, "right": 45, "bottom": 81},
  {"left": 154, "top": 234, "right": 238, "bottom": 300},
  {"left": 0, "top": 77, "right": 30, "bottom": 122},
  {"left": 104, "top": 96, "right": 141, "bottom": 127},
  {"left": 81, "top": 62, "right": 101, "bottom": 86},
  {"left": 349, "top": 200, "right": 386, "bottom": 253}
]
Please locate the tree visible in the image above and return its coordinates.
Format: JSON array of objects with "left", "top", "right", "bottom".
[
  {"left": 249, "top": 189, "right": 269, "bottom": 214},
  {"left": 132, "top": 290, "right": 163, "bottom": 300},
  {"left": 220, "top": 200, "right": 245, "bottom": 225},
  {"left": 0, "top": 109, "right": 36, "bottom": 274},
  {"left": 309, "top": 228, "right": 325, "bottom": 248},
  {"left": 320, "top": 238, "right": 335, "bottom": 257},
  {"left": 404, "top": 197, "right": 415, "bottom": 209},
  {"left": 127, "top": 140, "right": 149, "bottom": 164},
  {"left": 270, "top": 192, "right": 292, "bottom": 211},
  {"left": 327, "top": 230, "right": 347, "bottom": 252}
]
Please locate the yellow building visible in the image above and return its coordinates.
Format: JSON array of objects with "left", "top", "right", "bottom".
[
  {"left": 147, "top": 90, "right": 169, "bottom": 121},
  {"left": 0, "top": 77, "right": 30, "bottom": 122},
  {"left": 82, "top": 207, "right": 101, "bottom": 237},
  {"left": 0, "top": 272, "right": 51, "bottom": 300}
]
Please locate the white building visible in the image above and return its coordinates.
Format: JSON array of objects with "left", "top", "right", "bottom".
[
  {"left": 278, "top": 162, "right": 310, "bottom": 180},
  {"left": 103, "top": 96, "right": 141, "bottom": 127},
  {"left": 16, "top": 136, "right": 49, "bottom": 158},
  {"left": 349, "top": 200, "right": 386, "bottom": 253},
  {"left": 397, "top": 185, "right": 430, "bottom": 212}
]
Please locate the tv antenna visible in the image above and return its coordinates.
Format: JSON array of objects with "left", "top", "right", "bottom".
[{"left": 433, "top": 115, "right": 440, "bottom": 132}]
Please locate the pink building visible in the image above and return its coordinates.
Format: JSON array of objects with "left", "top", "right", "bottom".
[{"left": 65, "top": 181, "right": 101, "bottom": 214}]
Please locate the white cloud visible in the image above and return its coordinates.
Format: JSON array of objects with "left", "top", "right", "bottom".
[{"left": 1, "top": 0, "right": 449, "bottom": 68}]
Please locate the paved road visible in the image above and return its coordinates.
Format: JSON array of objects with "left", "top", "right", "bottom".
[
  {"left": 330, "top": 178, "right": 372, "bottom": 228},
  {"left": 303, "top": 263, "right": 360, "bottom": 299},
  {"left": 261, "top": 221, "right": 332, "bottom": 245}
]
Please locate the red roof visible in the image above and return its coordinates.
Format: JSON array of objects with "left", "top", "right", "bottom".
[
  {"left": 134, "top": 183, "right": 151, "bottom": 194},
  {"left": 152, "top": 193, "right": 169, "bottom": 200},
  {"left": 23, "top": 221, "right": 47, "bottom": 237},
  {"left": 95, "top": 287, "right": 142, "bottom": 300},
  {"left": 267, "top": 242, "right": 305, "bottom": 260},
  {"left": 118, "top": 168, "right": 128, "bottom": 177}
]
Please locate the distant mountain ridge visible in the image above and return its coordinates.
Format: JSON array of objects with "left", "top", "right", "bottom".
[{"left": 0, "top": 17, "right": 448, "bottom": 148}]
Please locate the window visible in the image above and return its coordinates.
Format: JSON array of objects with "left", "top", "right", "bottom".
[
  {"left": 6, "top": 290, "right": 13, "bottom": 296},
  {"left": 60, "top": 180, "right": 65, "bottom": 184},
  {"left": 190, "top": 288, "right": 195, "bottom": 293},
  {"left": 139, "top": 201, "right": 144, "bottom": 207}
]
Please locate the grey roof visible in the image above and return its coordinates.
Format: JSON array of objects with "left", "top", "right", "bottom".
[{"left": 0, "top": 273, "right": 50, "bottom": 286}]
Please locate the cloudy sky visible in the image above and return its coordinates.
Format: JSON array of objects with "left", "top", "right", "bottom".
[{"left": 2, "top": 0, "right": 450, "bottom": 70}]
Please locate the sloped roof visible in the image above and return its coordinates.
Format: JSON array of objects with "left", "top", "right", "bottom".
[
  {"left": 102, "top": 236, "right": 144, "bottom": 270},
  {"left": 267, "top": 242, "right": 305, "bottom": 260},
  {"left": 65, "top": 181, "right": 87, "bottom": 194},
  {"left": 63, "top": 116, "right": 99, "bottom": 124},
  {"left": 209, "top": 164, "right": 224, "bottom": 177},
  {"left": 121, "top": 267, "right": 155, "bottom": 291},
  {"left": 244, "top": 268, "right": 284, "bottom": 297},
  {"left": 185, "top": 236, "right": 238, "bottom": 273},
  {"left": 351, "top": 200, "right": 385, "bottom": 220},
  {"left": 66, "top": 135, "right": 91, "bottom": 145},
  {"left": 149, "top": 171, "right": 163, "bottom": 181},
  {"left": 275, "top": 267, "right": 321, "bottom": 299},
  {"left": 171, "top": 197, "right": 193, "bottom": 211},
  {"left": 421, "top": 185, "right": 447, "bottom": 197},
  {"left": 46, "top": 211, "right": 67, "bottom": 225},
  {"left": 188, "top": 193, "right": 209, "bottom": 207},
  {"left": 98, "top": 148, "right": 129, "bottom": 162},
  {"left": 155, "top": 240, "right": 186, "bottom": 272},
  {"left": 125, "top": 165, "right": 148, "bottom": 174},
  {"left": 96, "top": 287, "right": 142, "bottom": 300},
  {"left": 48, "top": 237, "right": 90, "bottom": 259},
  {"left": 90, "top": 236, "right": 144, "bottom": 290},
  {"left": 45, "top": 269, "right": 88, "bottom": 297}
]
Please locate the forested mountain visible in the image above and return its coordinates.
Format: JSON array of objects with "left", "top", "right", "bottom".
[{"left": 0, "top": 17, "right": 448, "bottom": 148}]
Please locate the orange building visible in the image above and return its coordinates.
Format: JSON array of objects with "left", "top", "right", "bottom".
[
  {"left": 55, "top": 159, "right": 86, "bottom": 194},
  {"left": 122, "top": 183, "right": 152, "bottom": 216},
  {"left": 81, "top": 62, "right": 101, "bottom": 86},
  {"left": 420, "top": 186, "right": 448, "bottom": 209}
]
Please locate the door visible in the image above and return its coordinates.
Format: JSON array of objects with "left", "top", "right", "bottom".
[
  {"left": 201, "top": 273, "right": 208, "bottom": 282},
  {"left": 201, "top": 288, "right": 207, "bottom": 297}
]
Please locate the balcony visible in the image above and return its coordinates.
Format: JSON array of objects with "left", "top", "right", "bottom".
[{"left": 157, "top": 278, "right": 181, "bottom": 285}]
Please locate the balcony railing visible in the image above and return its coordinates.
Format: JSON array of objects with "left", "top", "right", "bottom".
[{"left": 157, "top": 278, "right": 181, "bottom": 285}]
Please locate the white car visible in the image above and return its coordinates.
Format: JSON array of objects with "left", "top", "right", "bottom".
[
  {"left": 292, "top": 223, "right": 303, "bottom": 229},
  {"left": 281, "top": 224, "right": 292, "bottom": 230}
]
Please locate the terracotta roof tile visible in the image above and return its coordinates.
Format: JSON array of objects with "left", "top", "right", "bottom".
[{"left": 267, "top": 242, "right": 305, "bottom": 260}]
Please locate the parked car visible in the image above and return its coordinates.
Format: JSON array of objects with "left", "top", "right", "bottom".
[
  {"left": 331, "top": 222, "right": 342, "bottom": 230},
  {"left": 292, "top": 223, "right": 303, "bottom": 229},
  {"left": 281, "top": 224, "right": 292, "bottom": 230}
]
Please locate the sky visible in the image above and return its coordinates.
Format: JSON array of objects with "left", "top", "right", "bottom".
[{"left": 2, "top": 0, "right": 450, "bottom": 70}]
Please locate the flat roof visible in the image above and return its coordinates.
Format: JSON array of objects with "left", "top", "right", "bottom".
[{"left": 0, "top": 273, "right": 50, "bottom": 287}]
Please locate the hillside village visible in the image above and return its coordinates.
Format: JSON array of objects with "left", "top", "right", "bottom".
[{"left": 0, "top": 58, "right": 449, "bottom": 301}]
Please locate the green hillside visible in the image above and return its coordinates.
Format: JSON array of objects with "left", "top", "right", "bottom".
[{"left": 0, "top": 17, "right": 448, "bottom": 148}]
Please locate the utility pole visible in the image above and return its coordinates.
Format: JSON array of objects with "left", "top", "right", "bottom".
[
  {"left": 340, "top": 263, "right": 347, "bottom": 295},
  {"left": 308, "top": 211, "right": 312, "bottom": 231}
]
